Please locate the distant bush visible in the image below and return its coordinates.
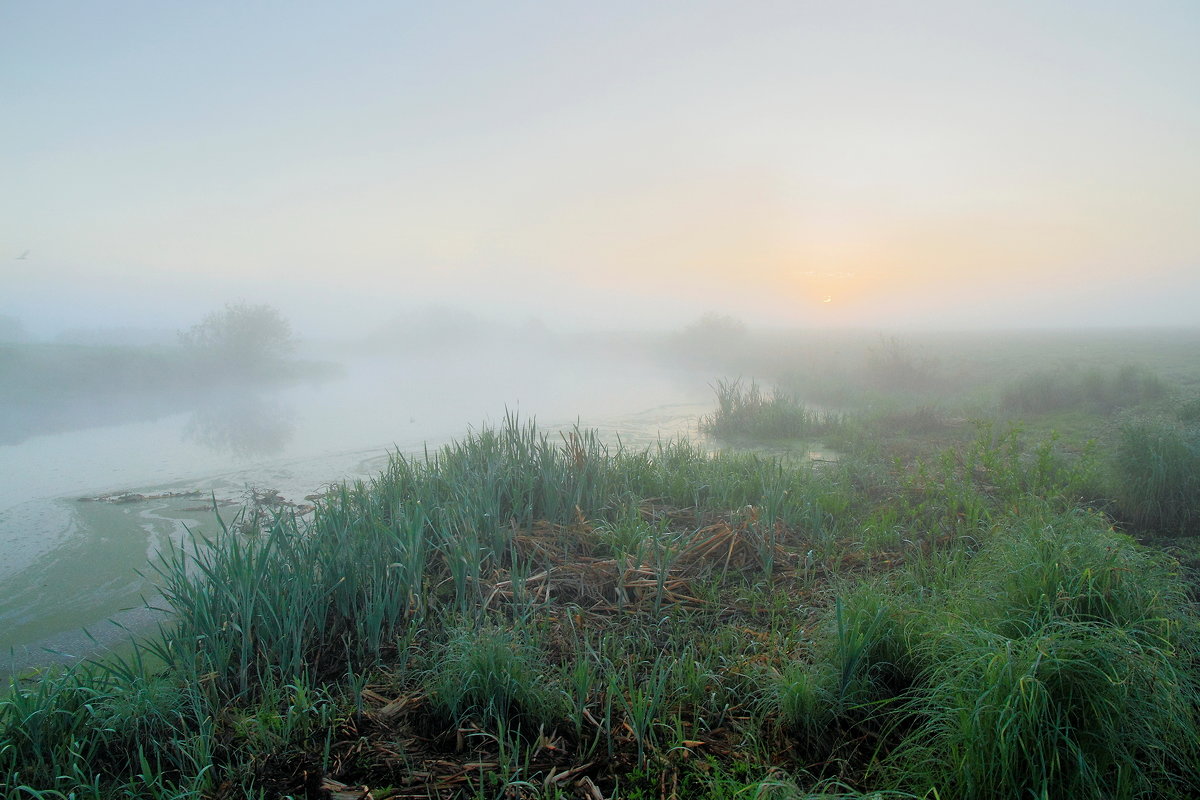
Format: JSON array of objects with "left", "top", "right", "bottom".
[
  {"left": 1178, "top": 396, "right": 1200, "bottom": 424},
  {"left": 1003, "top": 364, "right": 1167, "bottom": 415},
  {"left": 668, "top": 312, "right": 750, "bottom": 368},
  {"left": 179, "top": 303, "right": 295, "bottom": 373},
  {"left": 864, "top": 336, "right": 939, "bottom": 392}
]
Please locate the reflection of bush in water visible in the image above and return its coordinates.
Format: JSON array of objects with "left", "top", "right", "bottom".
[{"left": 184, "top": 395, "right": 296, "bottom": 458}]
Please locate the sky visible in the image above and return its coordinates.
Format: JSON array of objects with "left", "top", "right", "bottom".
[{"left": 3, "top": 1, "right": 1198, "bottom": 338}]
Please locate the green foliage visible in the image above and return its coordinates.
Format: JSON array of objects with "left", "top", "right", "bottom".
[
  {"left": 1112, "top": 416, "right": 1200, "bottom": 534},
  {"left": 179, "top": 303, "right": 294, "bottom": 372},
  {"left": 905, "top": 619, "right": 1198, "bottom": 799},
  {"left": 1002, "top": 364, "right": 1167, "bottom": 415},
  {"left": 886, "top": 515, "right": 1200, "bottom": 798},
  {"left": 763, "top": 507, "right": 1200, "bottom": 799},
  {"left": 949, "top": 511, "right": 1187, "bottom": 635},
  {"left": 772, "top": 661, "right": 835, "bottom": 742},
  {"left": 864, "top": 336, "right": 939, "bottom": 392},
  {"left": 7, "top": 404, "right": 1200, "bottom": 798},
  {"left": 0, "top": 666, "right": 215, "bottom": 799},
  {"left": 701, "top": 378, "right": 844, "bottom": 441},
  {"left": 427, "top": 624, "right": 561, "bottom": 728}
]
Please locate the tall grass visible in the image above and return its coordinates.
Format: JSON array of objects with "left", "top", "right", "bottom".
[
  {"left": 1112, "top": 416, "right": 1200, "bottom": 535},
  {"left": 701, "top": 379, "right": 845, "bottom": 441},
  {"left": 6, "top": 412, "right": 1200, "bottom": 798},
  {"left": 150, "top": 415, "right": 859, "bottom": 698},
  {"left": 0, "top": 664, "right": 216, "bottom": 799},
  {"left": 763, "top": 508, "right": 1200, "bottom": 798},
  {"left": 426, "top": 623, "right": 561, "bottom": 729},
  {"left": 887, "top": 514, "right": 1199, "bottom": 797}
]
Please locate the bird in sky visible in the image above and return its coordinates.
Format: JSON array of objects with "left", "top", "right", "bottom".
[{"left": 15, "top": 250, "right": 30, "bottom": 260}]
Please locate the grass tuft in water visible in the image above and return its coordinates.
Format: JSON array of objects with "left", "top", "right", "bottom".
[{"left": 701, "top": 379, "right": 845, "bottom": 442}]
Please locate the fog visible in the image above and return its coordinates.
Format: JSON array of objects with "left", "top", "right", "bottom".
[
  {"left": 4, "top": 2, "right": 1199, "bottom": 339},
  {"left": 3, "top": 2, "right": 1199, "bottom": 669},
  {"left": 0, "top": 310, "right": 724, "bottom": 670}
]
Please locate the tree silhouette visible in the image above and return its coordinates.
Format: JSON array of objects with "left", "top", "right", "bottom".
[{"left": 180, "top": 303, "right": 294, "bottom": 372}]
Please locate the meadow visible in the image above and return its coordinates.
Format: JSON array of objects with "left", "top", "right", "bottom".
[{"left": 3, "top": 328, "right": 1199, "bottom": 799}]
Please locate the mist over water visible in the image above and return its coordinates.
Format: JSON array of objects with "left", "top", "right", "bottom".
[
  {"left": 5, "top": 8, "right": 1200, "bottom": 797},
  {"left": 0, "top": 330, "right": 716, "bottom": 671},
  {"left": 3, "top": 0, "right": 1198, "bottom": 680}
]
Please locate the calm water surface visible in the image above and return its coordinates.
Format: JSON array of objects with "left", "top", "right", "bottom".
[{"left": 0, "top": 348, "right": 712, "bottom": 673}]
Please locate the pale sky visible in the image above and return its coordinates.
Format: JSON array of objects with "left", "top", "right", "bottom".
[{"left": 3, "top": 1, "right": 1198, "bottom": 336}]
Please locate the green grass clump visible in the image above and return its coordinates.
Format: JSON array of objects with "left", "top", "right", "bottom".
[
  {"left": 905, "top": 619, "right": 1198, "bottom": 799},
  {"left": 6, "top": 403, "right": 1200, "bottom": 798},
  {"left": 0, "top": 666, "right": 216, "bottom": 799},
  {"left": 949, "top": 510, "right": 1187, "bottom": 633},
  {"left": 701, "top": 379, "right": 844, "bottom": 441},
  {"left": 1112, "top": 416, "right": 1200, "bottom": 535},
  {"left": 765, "top": 508, "right": 1200, "bottom": 798},
  {"left": 882, "top": 515, "right": 1200, "bottom": 798},
  {"left": 426, "top": 623, "right": 561, "bottom": 729}
]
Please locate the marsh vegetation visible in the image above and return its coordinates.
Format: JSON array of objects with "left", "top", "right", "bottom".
[{"left": 3, "top": 328, "right": 1200, "bottom": 799}]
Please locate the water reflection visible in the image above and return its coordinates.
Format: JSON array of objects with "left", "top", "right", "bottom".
[
  {"left": 0, "top": 394, "right": 185, "bottom": 446},
  {"left": 183, "top": 393, "right": 296, "bottom": 458}
]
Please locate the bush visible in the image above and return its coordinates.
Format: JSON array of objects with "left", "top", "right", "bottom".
[
  {"left": 1002, "top": 365, "right": 1167, "bottom": 415},
  {"left": 179, "top": 303, "right": 295, "bottom": 373}
]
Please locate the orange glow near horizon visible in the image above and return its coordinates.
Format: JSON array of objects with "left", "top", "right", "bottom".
[{"left": 5, "top": 3, "right": 1199, "bottom": 333}]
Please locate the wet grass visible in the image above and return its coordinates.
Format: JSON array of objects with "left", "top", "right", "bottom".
[
  {"left": 6, "top": 326, "right": 1200, "bottom": 798},
  {"left": 1111, "top": 415, "right": 1200, "bottom": 535},
  {"left": 700, "top": 379, "right": 845, "bottom": 442},
  {"left": 3, "top": 405, "right": 1198, "bottom": 799}
]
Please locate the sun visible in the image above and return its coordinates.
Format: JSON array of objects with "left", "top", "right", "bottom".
[{"left": 790, "top": 267, "right": 864, "bottom": 312}]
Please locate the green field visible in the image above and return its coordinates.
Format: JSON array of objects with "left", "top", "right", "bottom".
[{"left": 4, "top": 328, "right": 1199, "bottom": 799}]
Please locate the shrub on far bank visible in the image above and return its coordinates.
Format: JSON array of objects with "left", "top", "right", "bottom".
[{"left": 1003, "top": 364, "right": 1167, "bottom": 416}]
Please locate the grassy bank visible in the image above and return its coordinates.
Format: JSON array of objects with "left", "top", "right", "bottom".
[{"left": 4, "top": 400, "right": 1199, "bottom": 798}]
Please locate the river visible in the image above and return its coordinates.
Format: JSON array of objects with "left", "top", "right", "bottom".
[{"left": 0, "top": 343, "right": 714, "bottom": 675}]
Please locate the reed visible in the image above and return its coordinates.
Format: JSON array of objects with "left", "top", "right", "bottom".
[
  {"left": 701, "top": 379, "right": 845, "bottom": 441},
  {"left": 5, "top": 408, "right": 1199, "bottom": 798}
]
